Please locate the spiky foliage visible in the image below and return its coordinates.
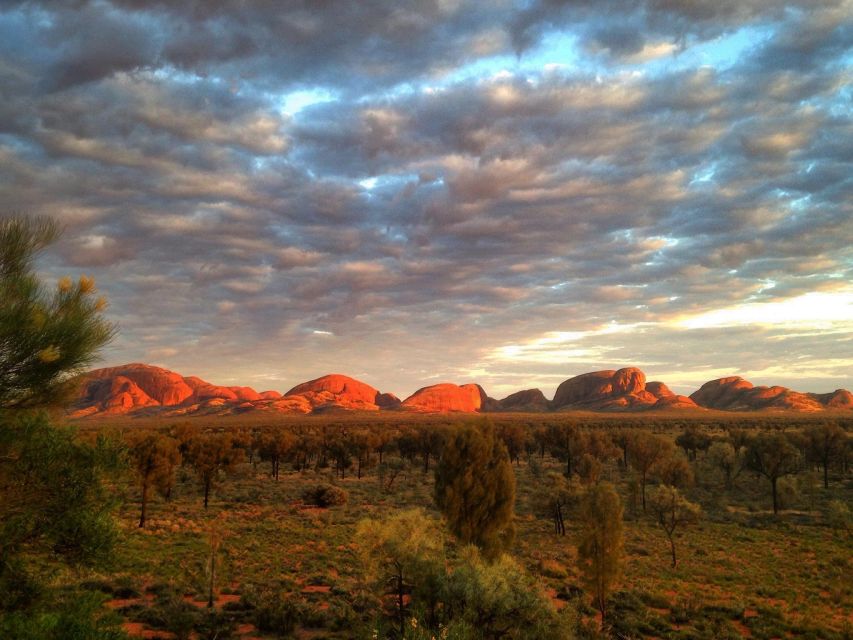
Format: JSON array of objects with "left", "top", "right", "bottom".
[
  {"left": 0, "top": 216, "right": 115, "bottom": 409},
  {"left": 577, "top": 481, "right": 623, "bottom": 622},
  {"left": 434, "top": 422, "right": 516, "bottom": 560}
]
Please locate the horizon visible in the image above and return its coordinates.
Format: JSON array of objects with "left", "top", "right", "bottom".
[{"left": 2, "top": 2, "right": 851, "bottom": 399}]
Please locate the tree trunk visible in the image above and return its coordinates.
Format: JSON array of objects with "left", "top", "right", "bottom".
[
  {"left": 207, "top": 547, "right": 216, "bottom": 608},
  {"left": 397, "top": 570, "right": 405, "bottom": 639},
  {"left": 204, "top": 479, "right": 210, "bottom": 508},
  {"left": 823, "top": 459, "right": 829, "bottom": 489},
  {"left": 139, "top": 477, "right": 149, "bottom": 528},
  {"left": 668, "top": 532, "right": 677, "bottom": 567},
  {"left": 641, "top": 472, "right": 647, "bottom": 512},
  {"left": 771, "top": 477, "right": 778, "bottom": 514}
]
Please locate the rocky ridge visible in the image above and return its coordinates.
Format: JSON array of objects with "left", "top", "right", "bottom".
[{"left": 70, "top": 363, "right": 852, "bottom": 418}]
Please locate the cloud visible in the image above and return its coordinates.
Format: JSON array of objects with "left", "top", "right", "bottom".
[{"left": 0, "top": 1, "right": 850, "bottom": 397}]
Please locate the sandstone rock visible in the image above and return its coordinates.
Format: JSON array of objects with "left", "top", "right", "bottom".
[
  {"left": 690, "top": 376, "right": 832, "bottom": 411},
  {"left": 498, "top": 389, "right": 550, "bottom": 412},
  {"left": 285, "top": 373, "right": 384, "bottom": 411},
  {"left": 551, "top": 367, "right": 648, "bottom": 409},
  {"left": 810, "top": 389, "right": 853, "bottom": 409},
  {"left": 646, "top": 381, "right": 675, "bottom": 398},
  {"left": 376, "top": 392, "right": 402, "bottom": 409},
  {"left": 401, "top": 383, "right": 484, "bottom": 412}
]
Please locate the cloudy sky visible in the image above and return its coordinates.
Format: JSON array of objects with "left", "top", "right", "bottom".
[{"left": 1, "top": 1, "right": 851, "bottom": 399}]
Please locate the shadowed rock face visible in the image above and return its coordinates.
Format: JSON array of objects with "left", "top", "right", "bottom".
[
  {"left": 401, "top": 383, "right": 485, "bottom": 412},
  {"left": 689, "top": 376, "right": 837, "bottom": 411},
  {"left": 811, "top": 389, "right": 853, "bottom": 409},
  {"left": 497, "top": 388, "right": 550, "bottom": 412}
]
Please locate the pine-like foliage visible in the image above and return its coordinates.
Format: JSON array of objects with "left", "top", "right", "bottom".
[
  {"left": 434, "top": 422, "right": 516, "bottom": 560},
  {"left": 577, "top": 481, "right": 623, "bottom": 621},
  {"left": 0, "top": 216, "right": 115, "bottom": 409}
]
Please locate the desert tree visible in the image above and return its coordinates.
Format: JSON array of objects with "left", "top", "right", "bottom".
[
  {"left": 803, "top": 422, "right": 847, "bottom": 489},
  {"left": 538, "top": 472, "right": 576, "bottom": 536},
  {"left": 442, "top": 547, "right": 566, "bottom": 640},
  {"left": 647, "top": 485, "right": 701, "bottom": 568},
  {"left": 0, "top": 215, "right": 121, "bottom": 636},
  {"left": 350, "top": 428, "right": 378, "bottom": 479},
  {"left": 545, "top": 423, "right": 585, "bottom": 479},
  {"left": 416, "top": 424, "right": 447, "bottom": 473},
  {"left": 186, "top": 432, "right": 244, "bottom": 508},
  {"left": 628, "top": 431, "right": 674, "bottom": 511},
  {"left": 707, "top": 441, "right": 743, "bottom": 489},
  {"left": 127, "top": 430, "right": 181, "bottom": 527},
  {"left": 497, "top": 422, "right": 527, "bottom": 466},
  {"left": 745, "top": 432, "right": 801, "bottom": 514},
  {"left": 675, "top": 426, "right": 711, "bottom": 461},
  {"left": 612, "top": 428, "right": 632, "bottom": 470},
  {"left": 258, "top": 426, "right": 295, "bottom": 480},
  {"left": 434, "top": 422, "right": 516, "bottom": 559},
  {"left": 577, "top": 452, "right": 603, "bottom": 486},
  {"left": 576, "top": 481, "right": 623, "bottom": 623},
  {"left": 654, "top": 454, "right": 694, "bottom": 489},
  {"left": 356, "top": 509, "right": 444, "bottom": 639}
]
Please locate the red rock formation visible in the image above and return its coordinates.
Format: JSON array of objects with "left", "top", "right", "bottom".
[
  {"left": 551, "top": 367, "right": 650, "bottom": 409},
  {"left": 73, "top": 364, "right": 272, "bottom": 417},
  {"left": 285, "top": 374, "right": 383, "bottom": 411},
  {"left": 401, "top": 383, "right": 485, "bottom": 412},
  {"left": 77, "top": 364, "right": 195, "bottom": 412},
  {"left": 376, "top": 392, "right": 402, "bottom": 409},
  {"left": 690, "top": 377, "right": 836, "bottom": 411},
  {"left": 810, "top": 389, "right": 853, "bottom": 409},
  {"left": 497, "top": 389, "right": 550, "bottom": 412},
  {"left": 646, "top": 381, "right": 698, "bottom": 410}
]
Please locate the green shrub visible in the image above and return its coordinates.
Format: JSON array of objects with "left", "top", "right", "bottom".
[{"left": 301, "top": 484, "right": 348, "bottom": 508}]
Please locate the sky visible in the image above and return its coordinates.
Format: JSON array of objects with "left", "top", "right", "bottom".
[{"left": 1, "top": 1, "right": 851, "bottom": 400}]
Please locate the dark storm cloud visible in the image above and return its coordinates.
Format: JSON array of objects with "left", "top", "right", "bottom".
[{"left": 0, "top": 0, "right": 851, "bottom": 395}]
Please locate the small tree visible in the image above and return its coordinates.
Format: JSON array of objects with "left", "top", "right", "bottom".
[
  {"left": 804, "top": 423, "right": 847, "bottom": 489},
  {"left": 545, "top": 423, "right": 584, "bottom": 479},
  {"left": 707, "top": 441, "right": 742, "bottom": 489},
  {"left": 576, "top": 481, "right": 623, "bottom": 623},
  {"left": 434, "top": 422, "right": 516, "bottom": 559},
  {"left": 654, "top": 454, "right": 694, "bottom": 489},
  {"left": 628, "top": 431, "right": 674, "bottom": 511},
  {"left": 187, "top": 433, "right": 244, "bottom": 508},
  {"left": 538, "top": 472, "right": 576, "bottom": 536},
  {"left": 258, "top": 427, "right": 295, "bottom": 480},
  {"left": 442, "top": 547, "right": 565, "bottom": 640},
  {"left": 127, "top": 431, "right": 181, "bottom": 527},
  {"left": 356, "top": 509, "right": 444, "bottom": 639},
  {"left": 647, "top": 485, "right": 701, "bottom": 568},
  {"left": 745, "top": 432, "right": 800, "bottom": 514}
]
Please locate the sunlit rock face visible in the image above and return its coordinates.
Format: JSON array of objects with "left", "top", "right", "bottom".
[
  {"left": 646, "top": 381, "right": 699, "bottom": 409},
  {"left": 71, "top": 363, "right": 851, "bottom": 418},
  {"left": 401, "top": 382, "right": 485, "bottom": 412},
  {"left": 284, "top": 374, "right": 384, "bottom": 411},
  {"left": 551, "top": 367, "right": 653, "bottom": 409},
  {"left": 689, "top": 376, "right": 838, "bottom": 411},
  {"left": 496, "top": 388, "right": 550, "bottom": 412}
]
